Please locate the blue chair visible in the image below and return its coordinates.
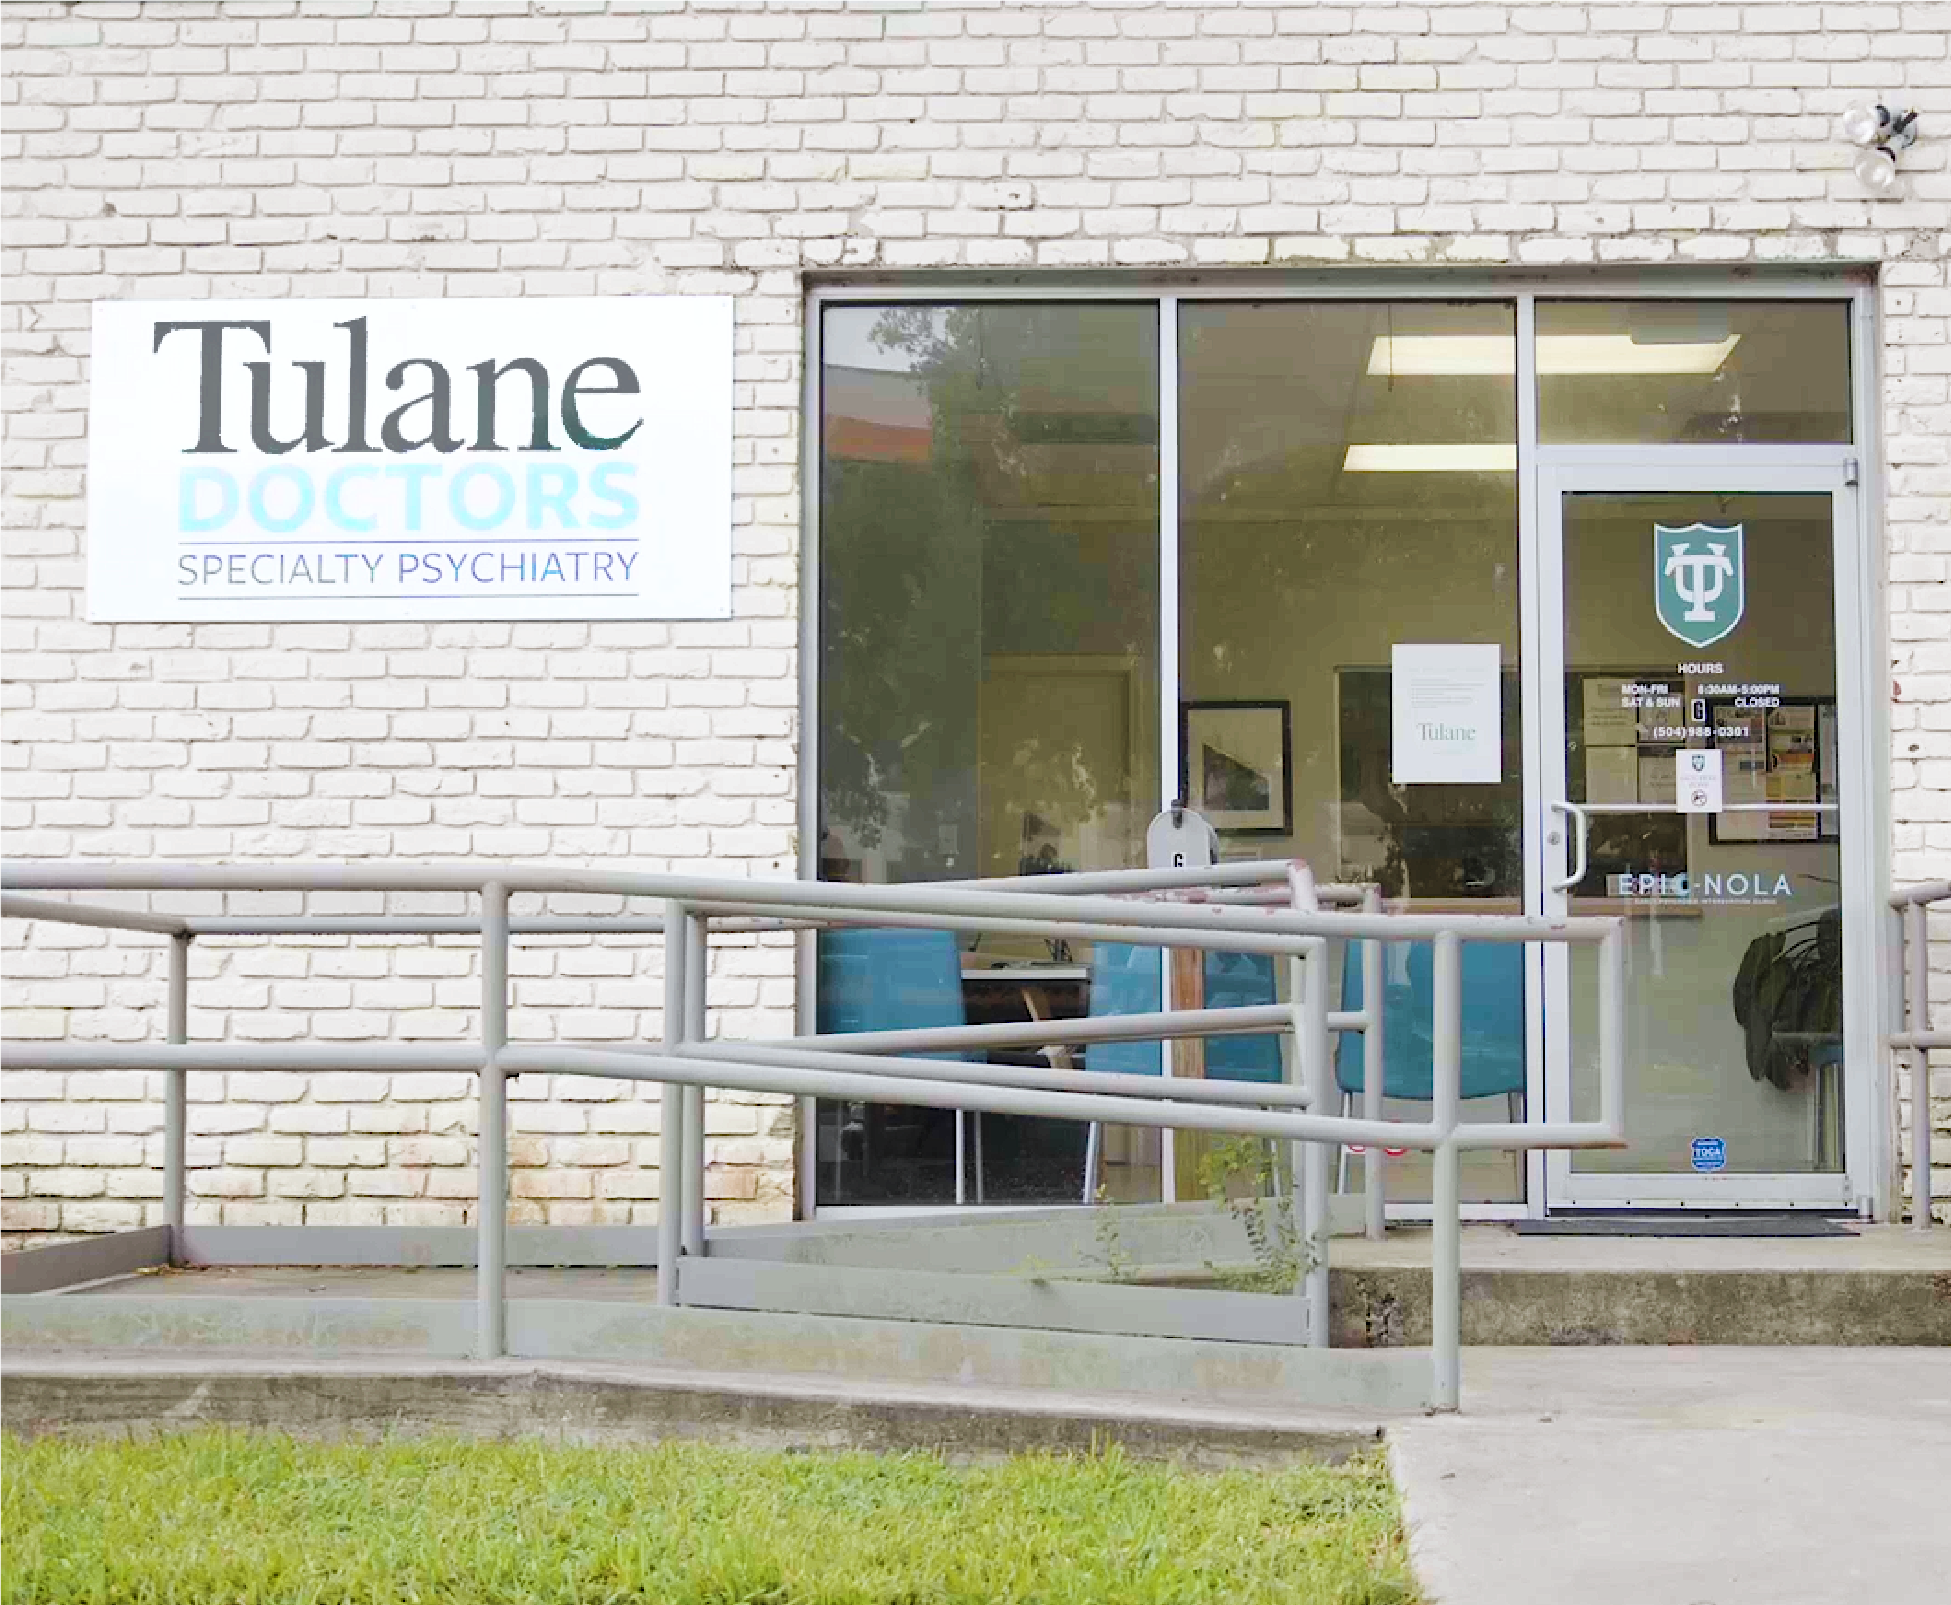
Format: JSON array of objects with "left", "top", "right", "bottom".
[
  {"left": 817, "top": 928, "right": 972, "bottom": 1058},
  {"left": 1085, "top": 942, "right": 1284, "bottom": 1083},
  {"left": 1081, "top": 942, "right": 1284, "bottom": 1200},
  {"left": 816, "top": 929, "right": 979, "bottom": 1200},
  {"left": 1334, "top": 940, "right": 1526, "bottom": 1191}
]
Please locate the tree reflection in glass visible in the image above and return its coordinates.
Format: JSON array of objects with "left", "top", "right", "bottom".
[{"left": 815, "top": 304, "right": 1160, "bottom": 1205}]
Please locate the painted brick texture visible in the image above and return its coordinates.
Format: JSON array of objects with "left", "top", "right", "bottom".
[{"left": 3, "top": 0, "right": 1948, "bottom": 1239}]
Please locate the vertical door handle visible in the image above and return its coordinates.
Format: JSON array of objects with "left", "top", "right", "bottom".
[{"left": 1546, "top": 800, "right": 1589, "bottom": 893}]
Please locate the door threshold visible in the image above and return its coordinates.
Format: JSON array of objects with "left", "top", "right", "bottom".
[
  {"left": 1516, "top": 1213, "right": 1858, "bottom": 1237},
  {"left": 1541, "top": 1206, "right": 1859, "bottom": 1216},
  {"left": 1378, "top": 1203, "right": 1530, "bottom": 1224}
]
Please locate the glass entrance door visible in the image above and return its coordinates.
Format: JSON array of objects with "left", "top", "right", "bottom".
[{"left": 1536, "top": 460, "right": 1863, "bottom": 1208}]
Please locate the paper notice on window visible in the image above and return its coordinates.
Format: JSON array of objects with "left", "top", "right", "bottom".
[
  {"left": 1818, "top": 704, "right": 1839, "bottom": 838},
  {"left": 1676, "top": 748, "right": 1723, "bottom": 814},
  {"left": 1391, "top": 644, "right": 1502, "bottom": 784},
  {"left": 1587, "top": 745, "right": 1639, "bottom": 805},
  {"left": 1638, "top": 753, "right": 1676, "bottom": 805},
  {"left": 1766, "top": 706, "right": 1817, "bottom": 801},
  {"left": 1719, "top": 723, "right": 1768, "bottom": 840},
  {"left": 1582, "top": 678, "right": 1640, "bottom": 747}
]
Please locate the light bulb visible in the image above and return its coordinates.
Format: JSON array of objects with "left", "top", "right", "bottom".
[
  {"left": 1840, "top": 103, "right": 1890, "bottom": 147},
  {"left": 1854, "top": 146, "right": 1902, "bottom": 195}
]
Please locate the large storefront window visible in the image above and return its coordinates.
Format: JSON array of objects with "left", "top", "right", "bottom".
[
  {"left": 815, "top": 304, "right": 1160, "bottom": 1206},
  {"left": 1180, "top": 301, "right": 1525, "bottom": 1205},
  {"left": 811, "top": 287, "right": 1865, "bottom": 1218}
]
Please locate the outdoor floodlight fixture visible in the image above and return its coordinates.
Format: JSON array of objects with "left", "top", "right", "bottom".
[{"left": 1839, "top": 103, "right": 1919, "bottom": 196}]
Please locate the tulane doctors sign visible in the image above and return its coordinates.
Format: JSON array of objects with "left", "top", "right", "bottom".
[{"left": 86, "top": 298, "right": 733, "bottom": 622}]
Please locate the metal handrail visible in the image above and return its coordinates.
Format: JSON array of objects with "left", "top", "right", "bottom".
[
  {"left": 0, "top": 858, "right": 1629, "bottom": 1412},
  {"left": 1890, "top": 881, "right": 1949, "bottom": 1230}
]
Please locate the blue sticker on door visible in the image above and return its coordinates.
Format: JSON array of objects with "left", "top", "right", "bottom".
[{"left": 1690, "top": 1136, "right": 1727, "bottom": 1172}]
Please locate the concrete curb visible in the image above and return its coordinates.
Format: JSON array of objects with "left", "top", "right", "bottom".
[
  {"left": 1384, "top": 1432, "right": 1445, "bottom": 1604},
  {"left": 1332, "top": 1265, "right": 1951, "bottom": 1347},
  {"left": 0, "top": 1354, "right": 1391, "bottom": 1468}
]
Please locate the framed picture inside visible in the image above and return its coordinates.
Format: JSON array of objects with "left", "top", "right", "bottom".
[{"left": 1181, "top": 700, "right": 1293, "bottom": 835}]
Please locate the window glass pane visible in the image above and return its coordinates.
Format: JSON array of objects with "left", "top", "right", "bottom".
[
  {"left": 817, "top": 304, "right": 1160, "bottom": 1207},
  {"left": 1537, "top": 301, "right": 1851, "bottom": 444},
  {"left": 1180, "top": 300, "right": 1524, "bottom": 1205}
]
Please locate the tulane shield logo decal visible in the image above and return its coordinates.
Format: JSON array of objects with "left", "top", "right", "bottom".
[{"left": 1654, "top": 523, "right": 1744, "bottom": 648}]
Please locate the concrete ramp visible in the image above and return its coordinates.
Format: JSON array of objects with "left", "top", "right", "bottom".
[{"left": 2, "top": 1276, "right": 1429, "bottom": 1413}]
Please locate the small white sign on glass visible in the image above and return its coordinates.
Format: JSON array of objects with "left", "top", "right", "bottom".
[
  {"left": 1676, "top": 748, "right": 1724, "bottom": 814},
  {"left": 1146, "top": 806, "right": 1218, "bottom": 871},
  {"left": 1390, "top": 643, "right": 1502, "bottom": 785}
]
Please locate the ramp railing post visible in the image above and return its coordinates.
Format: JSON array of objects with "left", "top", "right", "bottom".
[
  {"left": 1287, "top": 863, "right": 1329, "bottom": 1346},
  {"left": 476, "top": 880, "right": 509, "bottom": 1360},
  {"left": 682, "top": 910, "right": 708, "bottom": 1260},
  {"left": 1430, "top": 929, "right": 1462, "bottom": 1411},
  {"left": 163, "top": 931, "right": 190, "bottom": 1259},
  {"left": 1909, "top": 897, "right": 1933, "bottom": 1231},
  {"left": 1159, "top": 944, "right": 1178, "bottom": 1204},
  {"left": 1302, "top": 933, "right": 1331, "bottom": 1346},
  {"left": 1600, "top": 923, "right": 1625, "bottom": 1140},
  {"left": 657, "top": 899, "right": 687, "bottom": 1305},
  {"left": 1361, "top": 886, "right": 1386, "bottom": 1241}
]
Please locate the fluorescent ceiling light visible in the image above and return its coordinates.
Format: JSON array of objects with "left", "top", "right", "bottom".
[
  {"left": 1366, "top": 333, "right": 1741, "bottom": 377},
  {"left": 1342, "top": 443, "right": 1517, "bottom": 473}
]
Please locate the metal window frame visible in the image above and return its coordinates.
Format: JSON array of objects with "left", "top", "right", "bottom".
[{"left": 801, "top": 269, "right": 1885, "bottom": 1221}]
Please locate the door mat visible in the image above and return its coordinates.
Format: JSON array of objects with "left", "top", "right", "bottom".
[{"left": 1515, "top": 1216, "right": 1857, "bottom": 1238}]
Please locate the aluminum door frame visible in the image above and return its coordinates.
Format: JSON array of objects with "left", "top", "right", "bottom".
[{"left": 1533, "top": 449, "right": 1870, "bottom": 1210}]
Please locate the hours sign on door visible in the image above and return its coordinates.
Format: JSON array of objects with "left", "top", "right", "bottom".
[{"left": 86, "top": 297, "right": 733, "bottom": 622}]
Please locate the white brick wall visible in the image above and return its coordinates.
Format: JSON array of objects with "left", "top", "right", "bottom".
[{"left": 4, "top": 0, "right": 1948, "bottom": 1240}]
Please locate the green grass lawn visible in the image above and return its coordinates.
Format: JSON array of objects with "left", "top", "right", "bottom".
[{"left": 2, "top": 1429, "right": 1419, "bottom": 1604}]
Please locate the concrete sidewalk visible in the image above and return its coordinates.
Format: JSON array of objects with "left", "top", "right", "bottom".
[{"left": 1393, "top": 1347, "right": 1951, "bottom": 1605}]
